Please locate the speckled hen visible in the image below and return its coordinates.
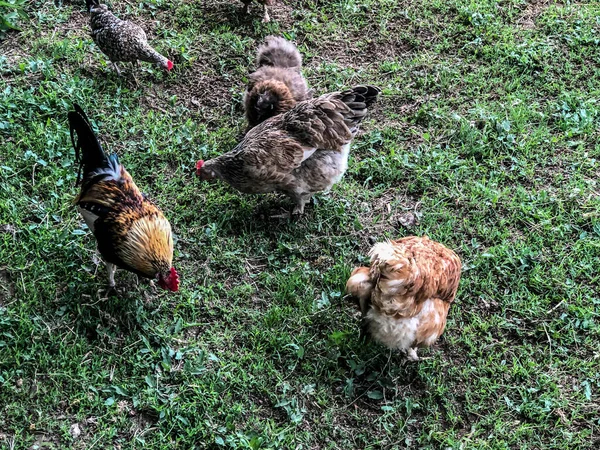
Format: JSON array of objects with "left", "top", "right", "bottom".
[
  {"left": 241, "top": 0, "right": 274, "bottom": 22},
  {"left": 86, "top": 0, "right": 173, "bottom": 74},
  {"left": 346, "top": 236, "right": 461, "bottom": 361}
]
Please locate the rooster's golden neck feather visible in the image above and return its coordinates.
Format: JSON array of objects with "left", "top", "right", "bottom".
[{"left": 120, "top": 215, "right": 173, "bottom": 277}]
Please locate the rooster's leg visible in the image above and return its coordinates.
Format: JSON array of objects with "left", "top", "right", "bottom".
[
  {"left": 262, "top": 4, "right": 270, "bottom": 22},
  {"left": 106, "top": 262, "right": 117, "bottom": 287}
]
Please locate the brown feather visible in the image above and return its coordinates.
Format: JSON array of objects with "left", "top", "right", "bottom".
[
  {"left": 245, "top": 79, "right": 297, "bottom": 129},
  {"left": 77, "top": 169, "right": 173, "bottom": 279},
  {"left": 244, "top": 37, "right": 310, "bottom": 128}
]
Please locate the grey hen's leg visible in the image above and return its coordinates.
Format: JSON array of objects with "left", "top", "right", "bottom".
[
  {"left": 106, "top": 262, "right": 117, "bottom": 288},
  {"left": 130, "top": 61, "right": 140, "bottom": 87},
  {"left": 291, "top": 192, "right": 312, "bottom": 216},
  {"left": 270, "top": 192, "right": 311, "bottom": 219}
]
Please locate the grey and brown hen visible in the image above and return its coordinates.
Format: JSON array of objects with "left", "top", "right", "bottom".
[{"left": 197, "top": 85, "right": 380, "bottom": 216}]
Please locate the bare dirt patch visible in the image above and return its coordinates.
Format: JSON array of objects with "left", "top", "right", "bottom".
[
  {"left": 517, "top": 0, "right": 553, "bottom": 30},
  {"left": 306, "top": 28, "right": 412, "bottom": 71},
  {"left": 351, "top": 188, "right": 422, "bottom": 251}
]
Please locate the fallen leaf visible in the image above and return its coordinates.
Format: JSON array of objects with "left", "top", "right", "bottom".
[{"left": 69, "top": 423, "right": 81, "bottom": 439}]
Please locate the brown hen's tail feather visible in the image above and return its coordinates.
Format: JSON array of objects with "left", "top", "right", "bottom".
[
  {"left": 68, "top": 104, "right": 110, "bottom": 185},
  {"left": 256, "top": 36, "right": 302, "bottom": 68}
]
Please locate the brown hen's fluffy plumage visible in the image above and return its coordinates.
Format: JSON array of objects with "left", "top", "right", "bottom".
[
  {"left": 68, "top": 104, "right": 179, "bottom": 292},
  {"left": 346, "top": 236, "right": 461, "bottom": 360},
  {"left": 244, "top": 36, "right": 311, "bottom": 129},
  {"left": 86, "top": 0, "right": 173, "bottom": 74},
  {"left": 198, "top": 85, "right": 380, "bottom": 215}
]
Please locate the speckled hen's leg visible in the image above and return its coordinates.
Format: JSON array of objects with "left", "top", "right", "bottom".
[
  {"left": 262, "top": 4, "right": 270, "bottom": 22},
  {"left": 106, "top": 263, "right": 116, "bottom": 288},
  {"left": 112, "top": 61, "right": 122, "bottom": 76},
  {"left": 130, "top": 62, "right": 140, "bottom": 87}
]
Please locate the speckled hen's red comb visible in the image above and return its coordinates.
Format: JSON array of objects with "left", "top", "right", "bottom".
[{"left": 167, "top": 60, "right": 174, "bottom": 71}]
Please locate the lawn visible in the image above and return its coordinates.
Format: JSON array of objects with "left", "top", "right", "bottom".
[{"left": 1, "top": 0, "right": 599, "bottom": 448}]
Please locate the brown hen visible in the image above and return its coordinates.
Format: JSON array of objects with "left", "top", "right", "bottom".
[
  {"left": 197, "top": 85, "right": 380, "bottom": 216},
  {"left": 346, "top": 236, "right": 461, "bottom": 360},
  {"left": 244, "top": 36, "right": 311, "bottom": 129}
]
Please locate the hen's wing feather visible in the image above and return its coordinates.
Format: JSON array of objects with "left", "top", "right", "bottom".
[
  {"left": 284, "top": 85, "right": 380, "bottom": 150},
  {"left": 369, "top": 237, "right": 461, "bottom": 318}
]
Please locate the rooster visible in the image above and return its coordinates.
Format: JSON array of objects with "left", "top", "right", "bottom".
[
  {"left": 346, "top": 236, "right": 461, "bottom": 360},
  {"left": 241, "top": 0, "right": 273, "bottom": 22},
  {"left": 86, "top": 0, "right": 173, "bottom": 75},
  {"left": 244, "top": 36, "right": 311, "bottom": 129},
  {"left": 197, "top": 85, "right": 380, "bottom": 216},
  {"left": 68, "top": 104, "right": 179, "bottom": 292}
]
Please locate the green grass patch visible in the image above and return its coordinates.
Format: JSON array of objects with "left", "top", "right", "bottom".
[{"left": 1, "top": 0, "right": 599, "bottom": 448}]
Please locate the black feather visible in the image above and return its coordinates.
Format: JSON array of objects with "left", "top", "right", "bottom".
[
  {"left": 68, "top": 104, "right": 108, "bottom": 185},
  {"left": 86, "top": 0, "right": 99, "bottom": 12}
]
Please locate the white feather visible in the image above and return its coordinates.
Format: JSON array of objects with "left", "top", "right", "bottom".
[
  {"left": 301, "top": 148, "right": 317, "bottom": 162},
  {"left": 369, "top": 241, "right": 397, "bottom": 264},
  {"left": 365, "top": 298, "right": 441, "bottom": 351},
  {"left": 90, "top": 166, "right": 120, "bottom": 181},
  {"left": 331, "top": 142, "right": 351, "bottom": 184},
  {"left": 78, "top": 207, "right": 99, "bottom": 232}
]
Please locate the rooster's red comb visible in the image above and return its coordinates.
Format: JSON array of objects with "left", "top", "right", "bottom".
[{"left": 168, "top": 267, "right": 180, "bottom": 292}]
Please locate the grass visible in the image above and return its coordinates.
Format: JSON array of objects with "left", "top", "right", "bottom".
[{"left": 1, "top": 0, "right": 600, "bottom": 448}]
